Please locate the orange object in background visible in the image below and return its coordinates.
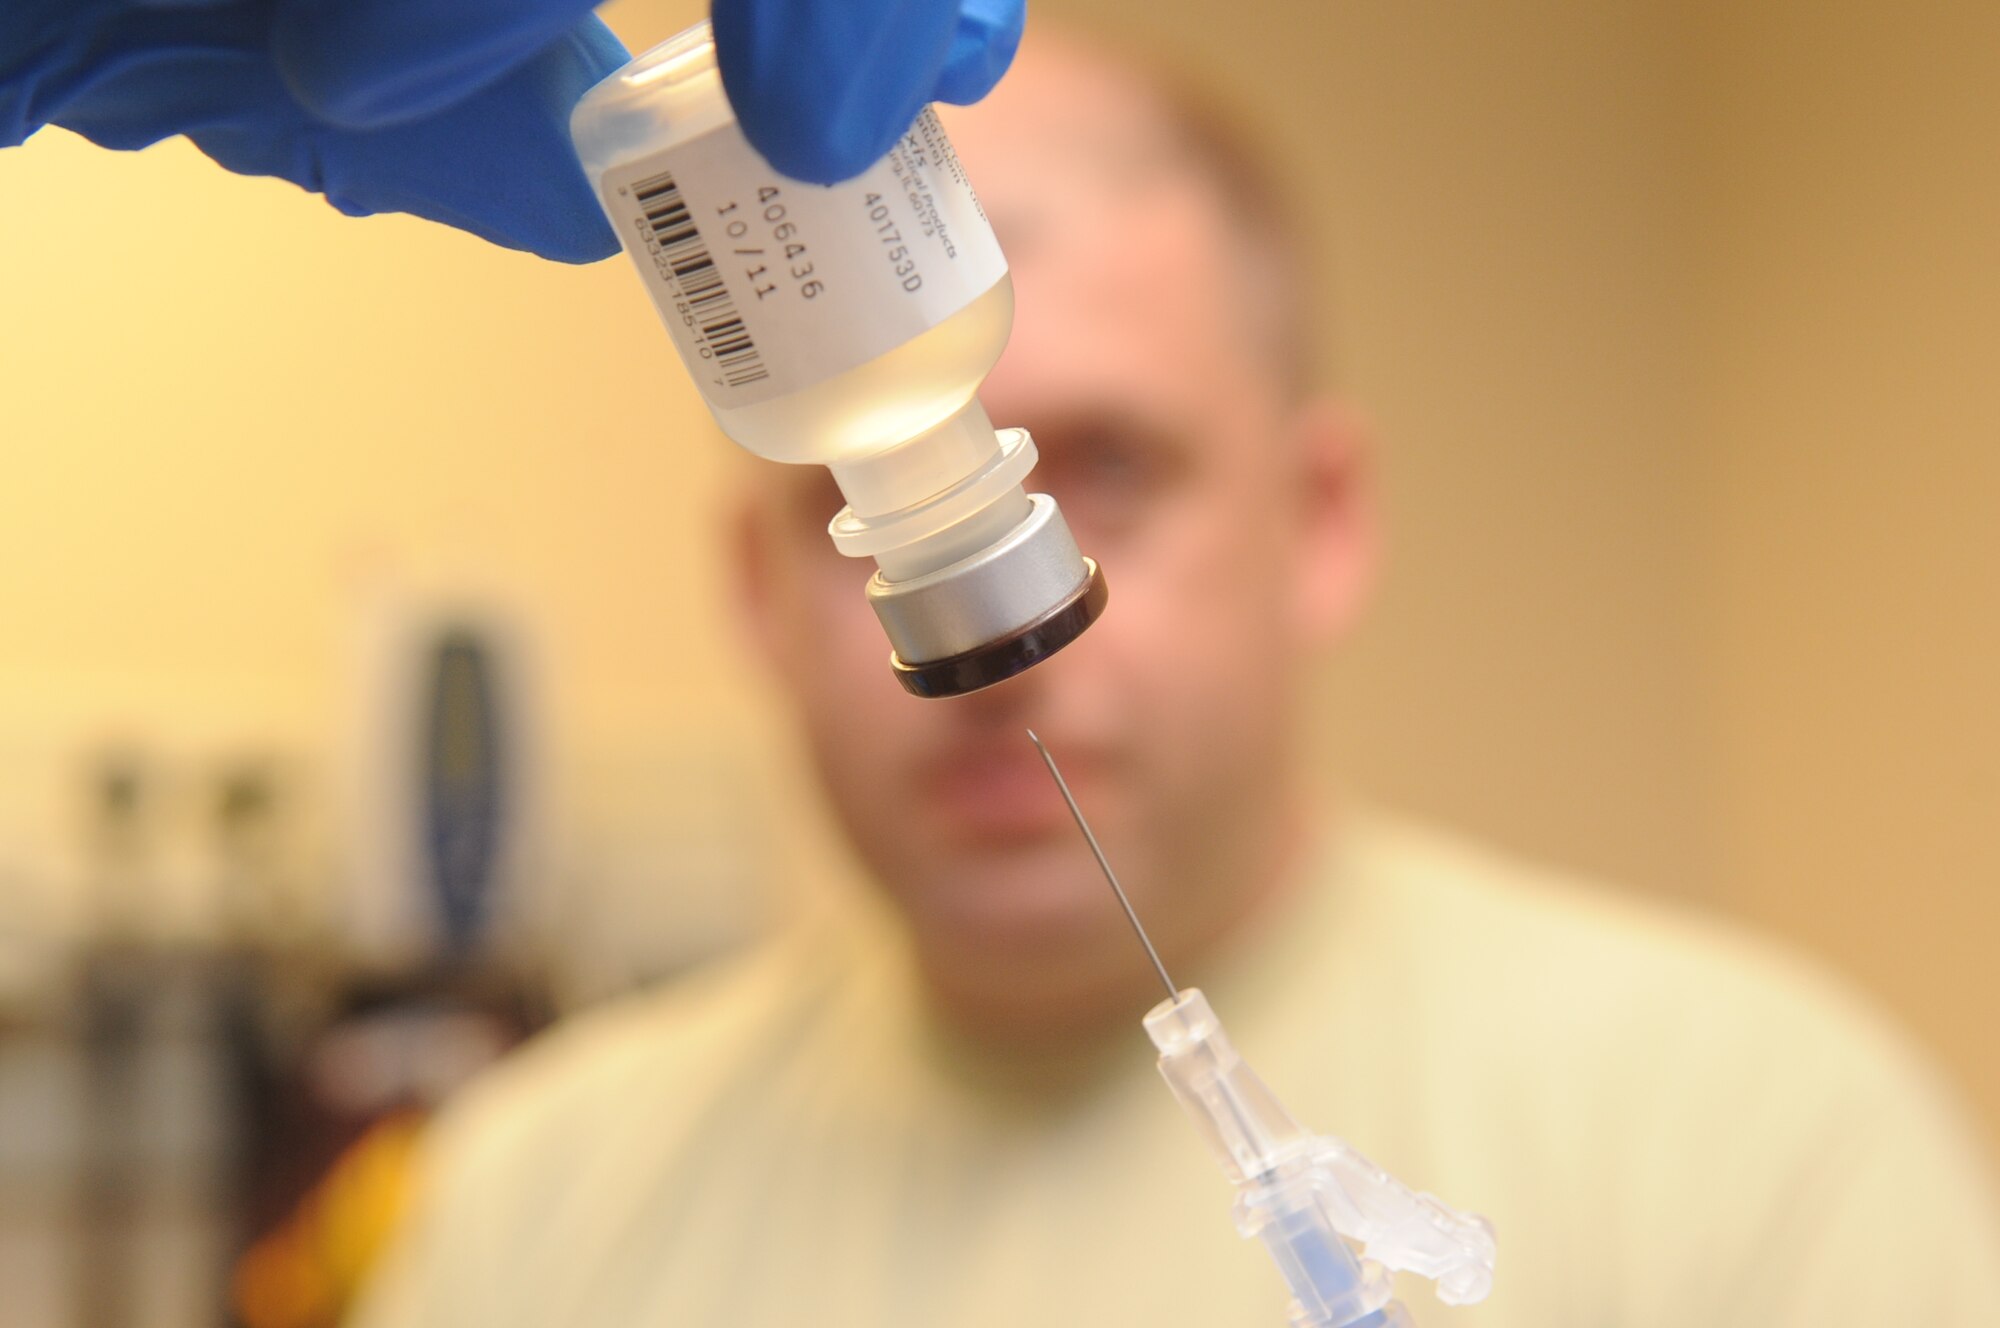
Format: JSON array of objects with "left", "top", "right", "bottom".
[
  {"left": 232, "top": 1110, "right": 425, "bottom": 1328},
  {"left": 227, "top": 970, "right": 548, "bottom": 1328}
]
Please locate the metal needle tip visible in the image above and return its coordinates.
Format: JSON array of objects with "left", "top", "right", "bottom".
[{"left": 1026, "top": 729, "right": 1178, "bottom": 1001}]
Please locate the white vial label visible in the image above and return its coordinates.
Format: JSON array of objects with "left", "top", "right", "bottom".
[{"left": 602, "top": 108, "right": 1008, "bottom": 406}]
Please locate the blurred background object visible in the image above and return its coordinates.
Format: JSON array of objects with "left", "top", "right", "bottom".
[{"left": 1, "top": 0, "right": 1996, "bottom": 1324}]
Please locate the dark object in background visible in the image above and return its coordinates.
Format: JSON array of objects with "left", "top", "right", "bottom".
[{"left": 421, "top": 629, "right": 508, "bottom": 955}]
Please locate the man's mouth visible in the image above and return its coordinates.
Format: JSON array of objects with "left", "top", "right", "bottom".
[{"left": 922, "top": 743, "right": 1108, "bottom": 840}]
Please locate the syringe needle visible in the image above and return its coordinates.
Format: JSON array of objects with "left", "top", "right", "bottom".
[{"left": 1026, "top": 729, "right": 1179, "bottom": 1001}]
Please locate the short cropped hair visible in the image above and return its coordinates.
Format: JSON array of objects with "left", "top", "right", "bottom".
[
  {"left": 1161, "top": 90, "right": 1318, "bottom": 398},
  {"left": 1061, "top": 30, "right": 1322, "bottom": 400}
]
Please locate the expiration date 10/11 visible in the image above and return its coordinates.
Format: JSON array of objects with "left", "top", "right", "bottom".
[
  {"left": 865, "top": 192, "right": 925, "bottom": 293},
  {"left": 718, "top": 188, "right": 824, "bottom": 300}
]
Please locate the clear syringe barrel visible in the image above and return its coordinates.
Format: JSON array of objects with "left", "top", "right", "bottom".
[{"left": 1144, "top": 990, "right": 1495, "bottom": 1328}]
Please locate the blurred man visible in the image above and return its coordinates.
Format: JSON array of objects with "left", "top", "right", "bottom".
[{"left": 350, "top": 32, "right": 2000, "bottom": 1328}]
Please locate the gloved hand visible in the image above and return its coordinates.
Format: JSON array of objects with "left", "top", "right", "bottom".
[
  {"left": 712, "top": 0, "right": 1025, "bottom": 185},
  {"left": 2, "top": 0, "right": 628, "bottom": 262},
  {"left": 1, "top": 0, "right": 1025, "bottom": 262}
]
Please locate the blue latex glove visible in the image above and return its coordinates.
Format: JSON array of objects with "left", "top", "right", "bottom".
[
  {"left": 713, "top": 0, "right": 1026, "bottom": 185},
  {"left": 1, "top": 0, "right": 1023, "bottom": 260},
  {"left": 2, "top": 0, "right": 629, "bottom": 262}
]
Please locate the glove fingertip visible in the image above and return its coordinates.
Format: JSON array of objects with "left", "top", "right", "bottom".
[
  {"left": 317, "top": 181, "right": 620, "bottom": 263},
  {"left": 933, "top": 0, "right": 1026, "bottom": 105},
  {"left": 287, "top": 23, "right": 628, "bottom": 264},
  {"left": 534, "top": 214, "right": 621, "bottom": 264},
  {"left": 712, "top": 0, "right": 955, "bottom": 183},
  {"left": 734, "top": 110, "right": 897, "bottom": 186}
]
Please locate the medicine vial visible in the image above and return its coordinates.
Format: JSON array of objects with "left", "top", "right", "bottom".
[{"left": 571, "top": 20, "right": 1105, "bottom": 697}]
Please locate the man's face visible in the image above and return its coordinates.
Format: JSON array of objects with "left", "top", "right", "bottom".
[{"left": 738, "top": 43, "right": 1372, "bottom": 1022}]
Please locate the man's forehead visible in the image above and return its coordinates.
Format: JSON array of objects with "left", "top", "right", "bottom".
[
  {"left": 945, "top": 32, "right": 1171, "bottom": 135},
  {"left": 942, "top": 56, "right": 1245, "bottom": 425},
  {"left": 941, "top": 35, "right": 1190, "bottom": 219}
]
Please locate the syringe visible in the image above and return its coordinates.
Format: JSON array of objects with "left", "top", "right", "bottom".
[{"left": 1029, "top": 731, "right": 1496, "bottom": 1328}]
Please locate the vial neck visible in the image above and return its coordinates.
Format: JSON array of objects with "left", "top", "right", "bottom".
[
  {"left": 827, "top": 402, "right": 1003, "bottom": 519},
  {"left": 870, "top": 486, "right": 1033, "bottom": 582}
]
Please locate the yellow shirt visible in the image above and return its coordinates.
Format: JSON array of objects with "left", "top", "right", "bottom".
[{"left": 349, "top": 816, "right": 2000, "bottom": 1328}]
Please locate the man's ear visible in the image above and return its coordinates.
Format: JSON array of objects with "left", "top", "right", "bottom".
[{"left": 1286, "top": 396, "right": 1379, "bottom": 646}]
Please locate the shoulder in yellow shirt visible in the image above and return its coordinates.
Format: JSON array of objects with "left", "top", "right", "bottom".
[{"left": 350, "top": 815, "right": 2000, "bottom": 1328}]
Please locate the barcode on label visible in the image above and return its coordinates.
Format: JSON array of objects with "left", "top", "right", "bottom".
[{"left": 631, "top": 169, "right": 770, "bottom": 389}]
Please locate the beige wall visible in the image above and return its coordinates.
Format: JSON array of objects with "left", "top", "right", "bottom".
[
  {"left": 0, "top": 1, "right": 1993, "bottom": 1138},
  {"left": 1688, "top": 0, "right": 2000, "bottom": 1136}
]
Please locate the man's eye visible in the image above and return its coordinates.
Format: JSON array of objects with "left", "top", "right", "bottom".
[
  {"left": 1047, "top": 436, "right": 1154, "bottom": 493},
  {"left": 1076, "top": 445, "right": 1145, "bottom": 485},
  {"left": 1037, "top": 442, "right": 1175, "bottom": 542}
]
